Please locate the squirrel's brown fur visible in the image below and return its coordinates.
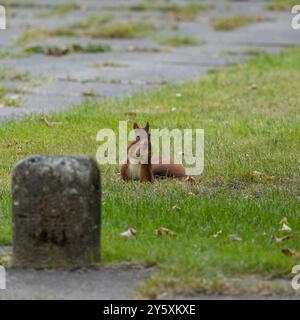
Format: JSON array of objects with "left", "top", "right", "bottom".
[{"left": 120, "top": 122, "right": 185, "bottom": 182}]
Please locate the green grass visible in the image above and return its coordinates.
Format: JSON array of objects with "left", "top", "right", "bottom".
[
  {"left": 15, "top": 15, "right": 113, "bottom": 45},
  {"left": 211, "top": 16, "right": 268, "bottom": 31},
  {"left": 0, "top": 68, "right": 30, "bottom": 107},
  {"left": 16, "top": 28, "right": 77, "bottom": 45},
  {"left": 0, "top": 1, "right": 42, "bottom": 9},
  {"left": 16, "top": 16, "right": 155, "bottom": 44},
  {"left": 39, "top": 3, "right": 81, "bottom": 17},
  {"left": 0, "top": 88, "right": 20, "bottom": 107},
  {"left": 225, "top": 48, "right": 266, "bottom": 57},
  {"left": 87, "top": 22, "right": 156, "bottom": 39},
  {"left": 0, "top": 50, "right": 29, "bottom": 59},
  {"left": 127, "top": 1, "right": 211, "bottom": 21},
  {"left": 1, "top": 47, "right": 300, "bottom": 296},
  {"left": 24, "top": 43, "right": 112, "bottom": 56},
  {"left": 71, "top": 15, "right": 113, "bottom": 30},
  {"left": 0, "top": 68, "right": 30, "bottom": 81},
  {"left": 268, "top": 0, "right": 299, "bottom": 11},
  {"left": 156, "top": 35, "right": 202, "bottom": 47}
]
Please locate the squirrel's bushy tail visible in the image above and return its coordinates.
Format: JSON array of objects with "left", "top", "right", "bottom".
[{"left": 151, "top": 163, "right": 186, "bottom": 178}]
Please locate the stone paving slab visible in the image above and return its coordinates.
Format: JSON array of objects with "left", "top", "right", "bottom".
[
  {"left": 0, "top": 0, "right": 299, "bottom": 123},
  {"left": 0, "top": 266, "right": 154, "bottom": 300},
  {"left": 0, "top": 246, "right": 154, "bottom": 300}
]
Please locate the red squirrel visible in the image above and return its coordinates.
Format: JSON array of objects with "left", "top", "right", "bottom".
[{"left": 120, "top": 122, "right": 186, "bottom": 182}]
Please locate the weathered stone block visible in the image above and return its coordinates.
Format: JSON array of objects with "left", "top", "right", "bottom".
[{"left": 12, "top": 156, "right": 101, "bottom": 269}]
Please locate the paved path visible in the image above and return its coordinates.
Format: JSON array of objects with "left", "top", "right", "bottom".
[
  {"left": 0, "top": 0, "right": 299, "bottom": 123},
  {"left": 1, "top": 0, "right": 300, "bottom": 299},
  {"left": 1, "top": 245, "right": 298, "bottom": 300}
]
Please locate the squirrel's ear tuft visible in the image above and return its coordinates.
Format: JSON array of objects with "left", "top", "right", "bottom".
[
  {"left": 145, "top": 122, "right": 150, "bottom": 131},
  {"left": 133, "top": 122, "right": 139, "bottom": 129}
]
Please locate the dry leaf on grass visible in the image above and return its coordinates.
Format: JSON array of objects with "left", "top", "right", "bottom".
[
  {"left": 282, "top": 248, "right": 300, "bottom": 259},
  {"left": 229, "top": 234, "right": 242, "bottom": 241},
  {"left": 212, "top": 230, "right": 222, "bottom": 238},
  {"left": 185, "top": 176, "right": 195, "bottom": 183},
  {"left": 156, "top": 292, "right": 169, "bottom": 299},
  {"left": 267, "top": 176, "right": 276, "bottom": 181},
  {"left": 41, "top": 116, "right": 62, "bottom": 127},
  {"left": 120, "top": 228, "right": 136, "bottom": 238},
  {"left": 155, "top": 227, "right": 176, "bottom": 237},
  {"left": 82, "top": 90, "right": 96, "bottom": 97},
  {"left": 124, "top": 111, "right": 137, "bottom": 117},
  {"left": 278, "top": 217, "right": 292, "bottom": 232},
  {"left": 16, "top": 146, "right": 23, "bottom": 155},
  {"left": 272, "top": 235, "right": 293, "bottom": 243},
  {"left": 281, "top": 223, "right": 292, "bottom": 232},
  {"left": 279, "top": 217, "right": 288, "bottom": 225},
  {"left": 252, "top": 170, "right": 263, "bottom": 178}
]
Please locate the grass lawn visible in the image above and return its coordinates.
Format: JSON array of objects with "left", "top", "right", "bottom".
[
  {"left": 0, "top": 47, "right": 300, "bottom": 297},
  {"left": 126, "top": 2, "right": 211, "bottom": 21},
  {"left": 211, "top": 16, "right": 269, "bottom": 31},
  {"left": 268, "top": 0, "right": 299, "bottom": 11}
]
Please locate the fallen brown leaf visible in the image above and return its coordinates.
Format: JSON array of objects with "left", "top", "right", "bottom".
[
  {"left": 42, "top": 116, "right": 62, "bottom": 127},
  {"left": 212, "top": 230, "right": 222, "bottom": 238},
  {"left": 82, "top": 90, "right": 96, "bottom": 97},
  {"left": 45, "top": 46, "right": 69, "bottom": 56},
  {"left": 279, "top": 217, "right": 288, "bottom": 225},
  {"left": 120, "top": 228, "right": 136, "bottom": 238},
  {"left": 185, "top": 176, "right": 195, "bottom": 183},
  {"left": 272, "top": 235, "right": 293, "bottom": 243},
  {"left": 281, "top": 223, "right": 292, "bottom": 232},
  {"left": 282, "top": 248, "right": 300, "bottom": 259},
  {"left": 155, "top": 227, "right": 176, "bottom": 237},
  {"left": 252, "top": 170, "right": 263, "bottom": 178},
  {"left": 16, "top": 146, "right": 23, "bottom": 155},
  {"left": 229, "top": 234, "right": 242, "bottom": 241},
  {"left": 124, "top": 111, "right": 137, "bottom": 117}
]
